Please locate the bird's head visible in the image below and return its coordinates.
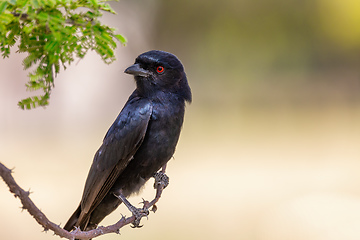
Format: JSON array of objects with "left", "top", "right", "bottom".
[{"left": 124, "top": 50, "right": 192, "bottom": 103}]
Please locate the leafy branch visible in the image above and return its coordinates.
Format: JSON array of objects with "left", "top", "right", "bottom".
[
  {"left": 0, "top": 0, "right": 126, "bottom": 109},
  {"left": 0, "top": 161, "right": 168, "bottom": 239}
]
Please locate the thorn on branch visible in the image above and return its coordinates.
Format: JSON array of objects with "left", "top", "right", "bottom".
[
  {"left": 151, "top": 204, "right": 158, "bottom": 213},
  {"left": 72, "top": 226, "right": 81, "bottom": 235},
  {"left": 25, "top": 188, "right": 32, "bottom": 196},
  {"left": 115, "top": 228, "right": 120, "bottom": 235}
]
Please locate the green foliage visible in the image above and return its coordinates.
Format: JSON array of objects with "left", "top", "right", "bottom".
[{"left": 0, "top": 0, "right": 126, "bottom": 109}]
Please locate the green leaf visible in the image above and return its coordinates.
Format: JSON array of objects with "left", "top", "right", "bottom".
[
  {"left": 44, "top": 40, "right": 58, "bottom": 53},
  {"left": 31, "top": 0, "right": 40, "bottom": 9},
  {"left": 100, "top": 31, "right": 113, "bottom": 44},
  {"left": 29, "top": 67, "right": 45, "bottom": 82},
  {"left": 115, "top": 34, "right": 126, "bottom": 45},
  {"left": 0, "top": 13, "right": 15, "bottom": 25},
  {"left": 100, "top": 3, "right": 116, "bottom": 14},
  {"left": 23, "top": 53, "right": 39, "bottom": 69},
  {"left": 1, "top": 46, "right": 11, "bottom": 58},
  {"left": 0, "top": 1, "right": 8, "bottom": 14},
  {"left": 88, "top": 0, "right": 98, "bottom": 7},
  {"left": 37, "top": 12, "right": 49, "bottom": 21},
  {"left": 49, "top": 13, "right": 64, "bottom": 25},
  {"left": 47, "top": 0, "right": 57, "bottom": 8},
  {"left": 18, "top": 94, "right": 49, "bottom": 110},
  {"left": 23, "top": 24, "right": 34, "bottom": 34},
  {"left": 15, "top": 0, "right": 29, "bottom": 8},
  {"left": 18, "top": 97, "right": 31, "bottom": 110},
  {"left": 26, "top": 80, "right": 45, "bottom": 91}
]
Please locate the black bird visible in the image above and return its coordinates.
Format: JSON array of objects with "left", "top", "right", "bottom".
[{"left": 64, "top": 50, "right": 192, "bottom": 231}]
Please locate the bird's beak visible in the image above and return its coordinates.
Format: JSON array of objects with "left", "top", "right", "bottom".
[{"left": 124, "top": 63, "right": 150, "bottom": 77}]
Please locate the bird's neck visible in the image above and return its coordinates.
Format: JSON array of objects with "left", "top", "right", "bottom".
[{"left": 132, "top": 87, "right": 185, "bottom": 107}]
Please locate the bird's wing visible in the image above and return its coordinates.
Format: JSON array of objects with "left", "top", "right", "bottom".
[{"left": 77, "top": 97, "right": 152, "bottom": 226}]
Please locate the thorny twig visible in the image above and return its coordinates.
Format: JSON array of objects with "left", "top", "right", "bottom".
[{"left": 0, "top": 162, "right": 168, "bottom": 239}]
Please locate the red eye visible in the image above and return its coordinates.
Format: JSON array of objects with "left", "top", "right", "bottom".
[{"left": 156, "top": 66, "right": 164, "bottom": 73}]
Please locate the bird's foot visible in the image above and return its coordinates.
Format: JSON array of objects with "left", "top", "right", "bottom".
[
  {"left": 113, "top": 192, "right": 149, "bottom": 228},
  {"left": 128, "top": 205, "right": 149, "bottom": 228},
  {"left": 153, "top": 171, "right": 169, "bottom": 189}
]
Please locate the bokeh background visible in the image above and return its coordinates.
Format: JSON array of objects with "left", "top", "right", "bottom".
[{"left": 1, "top": 0, "right": 360, "bottom": 239}]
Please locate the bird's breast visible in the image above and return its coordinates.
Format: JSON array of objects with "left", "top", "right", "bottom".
[{"left": 135, "top": 101, "right": 184, "bottom": 168}]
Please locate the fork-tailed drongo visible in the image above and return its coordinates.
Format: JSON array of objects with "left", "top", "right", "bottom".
[{"left": 64, "top": 50, "right": 192, "bottom": 231}]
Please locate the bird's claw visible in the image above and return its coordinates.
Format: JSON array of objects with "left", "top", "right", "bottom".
[
  {"left": 129, "top": 205, "right": 149, "bottom": 228},
  {"left": 113, "top": 192, "right": 150, "bottom": 228},
  {"left": 113, "top": 169, "right": 169, "bottom": 228},
  {"left": 140, "top": 198, "right": 149, "bottom": 205},
  {"left": 153, "top": 171, "right": 169, "bottom": 189}
]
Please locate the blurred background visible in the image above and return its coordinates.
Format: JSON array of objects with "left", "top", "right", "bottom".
[{"left": 1, "top": 0, "right": 360, "bottom": 239}]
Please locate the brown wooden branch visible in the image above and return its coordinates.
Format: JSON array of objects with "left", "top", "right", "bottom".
[{"left": 0, "top": 161, "right": 167, "bottom": 239}]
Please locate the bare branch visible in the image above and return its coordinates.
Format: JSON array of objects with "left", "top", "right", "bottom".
[{"left": 0, "top": 162, "right": 167, "bottom": 239}]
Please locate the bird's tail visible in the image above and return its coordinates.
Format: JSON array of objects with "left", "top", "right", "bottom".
[{"left": 64, "top": 204, "right": 81, "bottom": 232}]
